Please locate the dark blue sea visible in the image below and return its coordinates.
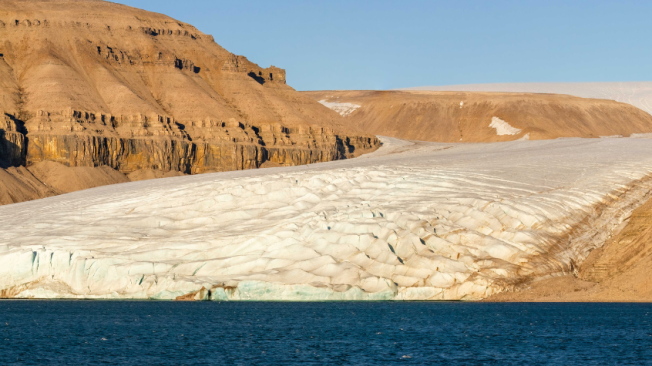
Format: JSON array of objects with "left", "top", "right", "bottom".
[{"left": 1, "top": 301, "right": 651, "bottom": 365}]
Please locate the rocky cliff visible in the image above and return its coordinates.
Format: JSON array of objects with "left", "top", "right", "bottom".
[
  {"left": 0, "top": 113, "right": 25, "bottom": 168},
  {"left": 21, "top": 109, "right": 375, "bottom": 174},
  {"left": 0, "top": 0, "right": 379, "bottom": 180}
]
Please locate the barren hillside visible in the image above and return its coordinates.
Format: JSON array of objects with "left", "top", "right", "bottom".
[
  {"left": 0, "top": 160, "right": 131, "bottom": 205},
  {"left": 401, "top": 82, "right": 652, "bottom": 116},
  {"left": 0, "top": 0, "right": 379, "bottom": 203},
  {"left": 303, "top": 90, "right": 652, "bottom": 142}
]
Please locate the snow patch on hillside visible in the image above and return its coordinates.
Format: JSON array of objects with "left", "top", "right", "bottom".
[
  {"left": 489, "top": 117, "right": 522, "bottom": 135},
  {"left": 319, "top": 100, "right": 361, "bottom": 116}
]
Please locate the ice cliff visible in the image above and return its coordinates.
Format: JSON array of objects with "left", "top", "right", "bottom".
[{"left": 2, "top": 137, "right": 652, "bottom": 300}]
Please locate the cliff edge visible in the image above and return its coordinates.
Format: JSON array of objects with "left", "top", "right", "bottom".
[{"left": 0, "top": 0, "right": 379, "bottom": 203}]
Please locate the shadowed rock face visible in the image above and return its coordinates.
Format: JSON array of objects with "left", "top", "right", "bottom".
[
  {"left": 0, "top": 0, "right": 379, "bottom": 175},
  {"left": 0, "top": 115, "right": 25, "bottom": 168}
]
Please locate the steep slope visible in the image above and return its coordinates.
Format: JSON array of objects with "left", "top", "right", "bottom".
[
  {"left": 2, "top": 137, "right": 652, "bottom": 300},
  {"left": 401, "top": 82, "right": 652, "bottom": 116},
  {"left": 486, "top": 194, "right": 652, "bottom": 302},
  {"left": 27, "top": 160, "right": 129, "bottom": 193},
  {"left": 581, "top": 196, "right": 652, "bottom": 286},
  {"left": 0, "top": 165, "right": 57, "bottom": 205},
  {"left": 303, "top": 90, "right": 652, "bottom": 142},
  {"left": 0, "top": 160, "right": 131, "bottom": 205},
  {"left": 0, "top": 0, "right": 378, "bottom": 179}
]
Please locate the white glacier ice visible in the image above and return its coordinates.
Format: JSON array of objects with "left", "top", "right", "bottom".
[{"left": 2, "top": 137, "right": 652, "bottom": 301}]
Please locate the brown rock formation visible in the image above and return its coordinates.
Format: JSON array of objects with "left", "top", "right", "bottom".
[
  {"left": 0, "top": 0, "right": 379, "bottom": 184},
  {"left": 303, "top": 90, "right": 652, "bottom": 142},
  {"left": 0, "top": 113, "right": 26, "bottom": 168}
]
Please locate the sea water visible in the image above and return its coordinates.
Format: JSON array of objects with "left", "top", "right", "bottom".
[{"left": 1, "top": 301, "right": 651, "bottom": 365}]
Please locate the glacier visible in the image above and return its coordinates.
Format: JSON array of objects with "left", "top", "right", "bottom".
[{"left": 2, "top": 137, "right": 652, "bottom": 300}]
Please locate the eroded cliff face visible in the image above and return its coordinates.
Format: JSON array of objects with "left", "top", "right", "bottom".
[
  {"left": 20, "top": 109, "right": 376, "bottom": 173},
  {"left": 0, "top": 114, "right": 25, "bottom": 168},
  {"left": 17, "top": 110, "right": 376, "bottom": 174},
  {"left": 0, "top": 0, "right": 379, "bottom": 177}
]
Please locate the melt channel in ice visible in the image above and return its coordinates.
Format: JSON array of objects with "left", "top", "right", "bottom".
[{"left": 2, "top": 137, "right": 652, "bottom": 301}]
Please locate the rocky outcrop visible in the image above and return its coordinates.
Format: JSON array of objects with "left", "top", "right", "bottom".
[
  {"left": 15, "top": 109, "right": 377, "bottom": 174},
  {"left": 0, "top": 114, "right": 26, "bottom": 168},
  {"left": 0, "top": 0, "right": 380, "bottom": 183}
]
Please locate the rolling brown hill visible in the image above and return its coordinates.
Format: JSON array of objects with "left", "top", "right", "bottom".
[
  {"left": 0, "top": 0, "right": 379, "bottom": 205},
  {"left": 303, "top": 90, "right": 652, "bottom": 142}
]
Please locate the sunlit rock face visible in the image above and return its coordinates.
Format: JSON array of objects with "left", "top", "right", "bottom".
[
  {"left": 0, "top": 0, "right": 379, "bottom": 175},
  {"left": 2, "top": 137, "right": 652, "bottom": 301}
]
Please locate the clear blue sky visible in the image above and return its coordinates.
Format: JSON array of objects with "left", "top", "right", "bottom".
[{"left": 111, "top": 0, "right": 652, "bottom": 91}]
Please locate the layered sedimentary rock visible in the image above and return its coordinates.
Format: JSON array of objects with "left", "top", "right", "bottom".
[
  {"left": 0, "top": 0, "right": 378, "bottom": 178},
  {"left": 0, "top": 113, "right": 25, "bottom": 168},
  {"left": 303, "top": 90, "right": 652, "bottom": 142},
  {"left": 23, "top": 109, "right": 375, "bottom": 174},
  {"left": 2, "top": 137, "right": 652, "bottom": 300}
]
